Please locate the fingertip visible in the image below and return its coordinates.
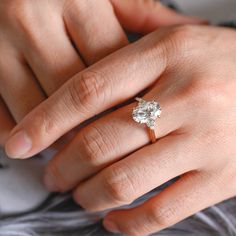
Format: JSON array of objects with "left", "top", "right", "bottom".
[{"left": 5, "top": 130, "right": 32, "bottom": 159}]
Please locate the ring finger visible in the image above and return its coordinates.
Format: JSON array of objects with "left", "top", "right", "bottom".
[{"left": 44, "top": 76, "right": 191, "bottom": 192}]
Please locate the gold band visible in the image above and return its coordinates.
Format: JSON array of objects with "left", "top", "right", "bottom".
[
  {"left": 132, "top": 97, "right": 161, "bottom": 144},
  {"left": 148, "top": 127, "right": 157, "bottom": 143}
]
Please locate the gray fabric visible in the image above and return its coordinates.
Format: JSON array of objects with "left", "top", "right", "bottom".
[{"left": 1, "top": 189, "right": 236, "bottom": 236}]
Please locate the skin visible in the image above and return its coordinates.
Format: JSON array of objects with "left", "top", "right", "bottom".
[
  {"left": 0, "top": 0, "right": 202, "bottom": 147},
  {"left": 5, "top": 24, "right": 236, "bottom": 235}
]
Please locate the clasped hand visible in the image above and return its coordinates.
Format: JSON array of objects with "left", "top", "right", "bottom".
[{"left": 1, "top": 1, "right": 236, "bottom": 236}]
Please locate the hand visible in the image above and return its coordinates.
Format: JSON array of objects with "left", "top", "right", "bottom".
[
  {"left": 0, "top": 0, "right": 203, "bottom": 146},
  {"left": 7, "top": 24, "right": 236, "bottom": 235}
]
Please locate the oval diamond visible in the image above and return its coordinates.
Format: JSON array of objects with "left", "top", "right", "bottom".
[{"left": 132, "top": 98, "right": 161, "bottom": 128}]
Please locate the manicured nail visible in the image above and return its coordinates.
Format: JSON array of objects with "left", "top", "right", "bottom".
[
  {"left": 103, "top": 220, "right": 120, "bottom": 234},
  {"left": 5, "top": 131, "right": 32, "bottom": 159},
  {"left": 44, "top": 173, "right": 58, "bottom": 192}
]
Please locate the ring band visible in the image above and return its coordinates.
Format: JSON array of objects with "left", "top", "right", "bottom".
[
  {"left": 148, "top": 128, "right": 157, "bottom": 144},
  {"left": 132, "top": 97, "right": 161, "bottom": 143}
]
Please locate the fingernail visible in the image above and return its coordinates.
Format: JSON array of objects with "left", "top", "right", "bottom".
[
  {"left": 44, "top": 173, "right": 58, "bottom": 192},
  {"left": 103, "top": 220, "right": 120, "bottom": 234},
  {"left": 5, "top": 131, "right": 32, "bottom": 159}
]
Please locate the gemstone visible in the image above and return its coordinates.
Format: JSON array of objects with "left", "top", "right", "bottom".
[{"left": 132, "top": 98, "right": 161, "bottom": 129}]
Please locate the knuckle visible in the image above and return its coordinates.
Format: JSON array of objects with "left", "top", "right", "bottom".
[
  {"left": 3, "top": 1, "right": 55, "bottom": 51},
  {"left": 6, "top": 1, "right": 35, "bottom": 35},
  {"left": 103, "top": 177, "right": 129, "bottom": 204},
  {"left": 69, "top": 71, "right": 108, "bottom": 116},
  {"left": 147, "top": 203, "right": 177, "bottom": 229},
  {"left": 164, "top": 25, "right": 200, "bottom": 62},
  {"left": 170, "top": 25, "right": 194, "bottom": 39},
  {"left": 46, "top": 161, "right": 70, "bottom": 192},
  {"left": 189, "top": 78, "right": 229, "bottom": 112},
  {"left": 169, "top": 25, "right": 196, "bottom": 45},
  {"left": 78, "top": 122, "right": 119, "bottom": 166},
  {"left": 79, "top": 125, "right": 114, "bottom": 165},
  {"left": 63, "top": 0, "right": 88, "bottom": 18},
  {"left": 102, "top": 166, "right": 134, "bottom": 204},
  {"left": 33, "top": 107, "right": 58, "bottom": 138}
]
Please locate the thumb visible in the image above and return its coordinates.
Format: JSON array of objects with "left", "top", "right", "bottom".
[{"left": 110, "top": 0, "right": 207, "bottom": 34}]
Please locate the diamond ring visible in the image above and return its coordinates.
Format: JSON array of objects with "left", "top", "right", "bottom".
[{"left": 132, "top": 97, "right": 161, "bottom": 143}]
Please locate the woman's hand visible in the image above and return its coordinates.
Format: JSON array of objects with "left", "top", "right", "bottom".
[
  {"left": 6, "top": 24, "right": 236, "bottom": 235},
  {"left": 0, "top": 0, "right": 202, "bottom": 146}
]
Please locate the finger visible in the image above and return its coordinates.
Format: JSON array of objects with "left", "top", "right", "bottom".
[
  {"left": 111, "top": 0, "right": 207, "bottom": 34},
  {"left": 103, "top": 171, "right": 231, "bottom": 236},
  {"left": 43, "top": 79, "right": 189, "bottom": 192},
  {"left": 18, "top": 8, "right": 85, "bottom": 95},
  {"left": 0, "top": 45, "right": 46, "bottom": 122},
  {"left": 5, "top": 29, "right": 171, "bottom": 158},
  {"left": 63, "top": 0, "right": 128, "bottom": 65},
  {"left": 0, "top": 96, "right": 15, "bottom": 146},
  {"left": 72, "top": 135, "right": 200, "bottom": 211}
]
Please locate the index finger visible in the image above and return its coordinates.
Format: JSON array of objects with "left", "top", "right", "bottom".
[{"left": 5, "top": 30, "right": 168, "bottom": 159}]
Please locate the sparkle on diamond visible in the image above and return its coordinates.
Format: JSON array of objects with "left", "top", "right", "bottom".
[{"left": 132, "top": 99, "right": 161, "bottom": 129}]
